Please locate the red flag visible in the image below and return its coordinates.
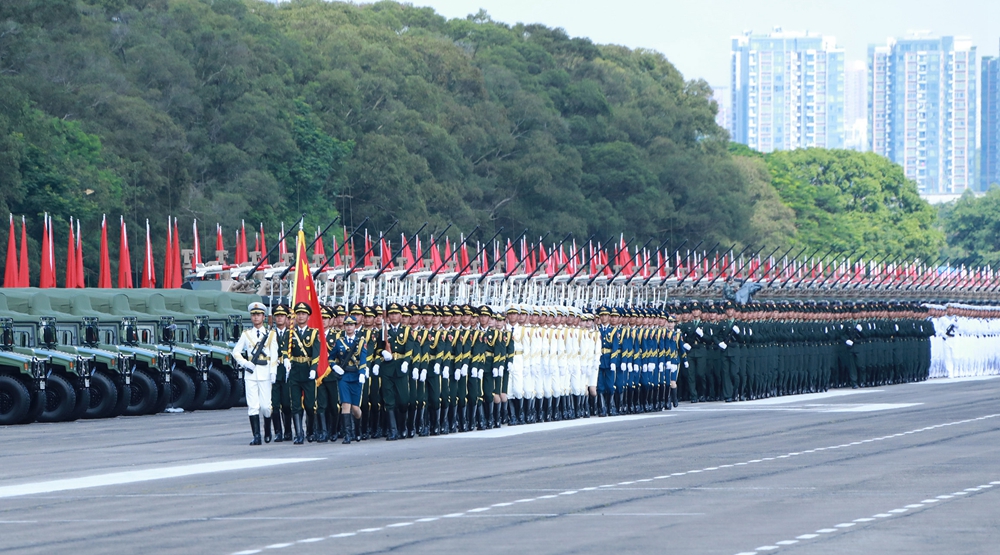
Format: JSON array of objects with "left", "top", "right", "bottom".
[
  {"left": 291, "top": 228, "right": 329, "bottom": 385},
  {"left": 65, "top": 217, "right": 76, "bottom": 288},
  {"left": 102, "top": 216, "right": 117, "bottom": 287},
  {"left": 401, "top": 233, "right": 415, "bottom": 269},
  {"left": 238, "top": 221, "right": 249, "bottom": 264},
  {"left": 192, "top": 219, "right": 202, "bottom": 267},
  {"left": 40, "top": 214, "right": 55, "bottom": 288},
  {"left": 459, "top": 238, "right": 469, "bottom": 274},
  {"left": 479, "top": 242, "right": 488, "bottom": 273},
  {"left": 164, "top": 217, "right": 174, "bottom": 288},
  {"left": 278, "top": 223, "right": 288, "bottom": 259},
  {"left": 18, "top": 216, "right": 28, "bottom": 287},
  {"left": 331, "top": 236, "right": 342, "bottom": 268},
  {"left": 505, "top": 239, "right": 516, "bottom": 275},
  {"left": 75, "top": 219, "right": 84, "bottom": 288},
  {"left": 415, "top": 235, "right": 424, "bottom": 270},
  {"left": 444, "top": 238, "right": 452, "bottom": 271},
  {"left": 4, "top": 214, "right": 17, "bottom": 287},
  {"left": 430, "top": 236, "right": 443, "bottom": 271},
  {"left": 171, "top": 218, "right": 182, "bottom": 287},
  {"left": 141, "top": 219, "right": 156, "bottom": 288},
  {"left": 364, "top": 232, "right": 373, "bottom": 268},
  {"left": 314, "top": 226, "right": 325, "bottom": 258},
  {"left": 379, "top": 234, "right": 392, "bottom": 269},
  {"left": 259, "top": 223, "right": 267, "bottom": 265},
  {"left": 216, "top": 224, "right": 224, "bottom": 258}
]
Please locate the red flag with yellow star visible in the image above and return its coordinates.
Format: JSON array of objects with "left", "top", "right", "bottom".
[{"left": 291, "top": 228, "right": 329, "bottom": 384}]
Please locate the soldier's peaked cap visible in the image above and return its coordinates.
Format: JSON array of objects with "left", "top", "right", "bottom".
[
  {"left": 387, "top": 302, "right": 403, "bottom": 314},
  {"left": 293, "top": 302, "right": 312, "bottom": 315},
  {"left": 248, "top": 302, "right": 267, "bottom": 315}
]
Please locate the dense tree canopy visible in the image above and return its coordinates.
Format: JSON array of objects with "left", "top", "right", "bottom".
[
  {"left": 939, "top": 187, "right": 1000, "bottom": 268},
  {"left": 0, "top": 0, "right": 956, "bottom": 285}
]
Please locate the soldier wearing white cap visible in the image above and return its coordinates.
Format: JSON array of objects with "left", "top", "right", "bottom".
[{"left": 232, "top": 302, "right": 278, "bottom": 445}]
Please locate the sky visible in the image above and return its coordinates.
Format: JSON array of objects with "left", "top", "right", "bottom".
[{"left": 411, "top": 0, "right": 1000, "bottom": 88}]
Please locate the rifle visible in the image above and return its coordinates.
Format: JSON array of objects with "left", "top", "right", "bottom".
[
  {"left": 504, "top": 231, "right": 550, "bottom": 281},
  {"left": 246, "top": 214, "right": 304, "bottom": 280},
  {"left": 642, "top": 239, "right": 685, "bottom": 286},
  {"left": 523, "top": 232, "right": 573, "bottom": 282},
  {"left": 672, "top": 240, "right": 705, "bottom": 285},
  {"left": 727, "top": 243, "right": 768, "bottom": 284},
  {"left": 345, "top": 220, "right": 399, "bottom": 278},
  {"left": 372, "top": 222, "right": 428, "bottom": 281},
  {"left": 608, "top": 237, "right": 655, "bottom": 283},
  {"left": 452, "top": 227, "right": 504, "bottom": 283},
  {"left": 779, "top": 246, "right": 821, "bottom": 288},
  {"left": 706, "top": 243, "right": 752, "bottom": 287},
  {"left": 625, "top": 237, "right": 671, "bottom": 286},
  {"left": 568, "top": 235, "right": 613, "bottom": 283},
  {"left": 679, "top": 241, "right": 719, "bottom": 285},
  {"left": 589, "top": 236, "right": 635, "bottom": 285},
  {"left": 427, "top": 225, "right": 480, "bottom": 281},
  {"left": 793, "top": 245, "right": 837, "bottom": 288},
  {"left": 277, "top": 215, "right": 339, "bottom": 281},
  {"left": 813, "top": 247, "right": 860, "bottom": 289},
  {"left": 479, "top": 229, "right": 527, "bottom": 283},
  {"left": 312, "top": 217, "right": 370, "bottom": 278},
  {"left": 765, "top": 245, "right": 800, "bottom": 287},
  {"left": 401, "top": 223, "right": 453, "bottom": 279},
  {"left": 548, "top": 234, "right": 595, "bottom": 284},
  {"left": 243, "top": 327, "right": 274, "bottom": 373}
]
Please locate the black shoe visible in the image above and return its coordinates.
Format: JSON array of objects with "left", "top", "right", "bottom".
[
  {"left": 354, "top": 417, "right": 362, "bottom": 442},
  {"left": 263, "top": 416, "right": 273, "bottom": 444},
  {"left": 386, "top": 410, "right": 400, "bottom": 441},
  {"left": 342, "top": 414, "right": 353, "bottom": 444},
  {"left": 292, "top": 412, "right": 305, "bottom": 445},
  {"left": 282, "top": 409, "right": 293, "bottom": 442},
  {"left": 249, "top": 415, "right": 262, "bottom": 446},
  {"left": 315, "top": 413, "right": 328, "bottom": 443}
]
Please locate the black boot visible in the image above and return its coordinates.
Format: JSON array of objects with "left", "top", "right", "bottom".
[
  {"left": 429, "top": 408, "right": 440, "bottom": 436},
  {"left": 342, "top": 414, "right": 353, "bottom": 444},
  {"left": 360, "top": 411, "right": 369, "bottom": 440},
  {"left": 439, "top": 405, "right": 449, "bottom": 435},
  {"left": 373, "top": 407, "right": 384, "bottom": 439},
  {"left": 476, "top": 404, "right": 486, "bottom": 430},
  {"left": 306, "top": 410, "right": 315, "bottom": 442},
  {"left": 292, "top": 412, "right": 305, "bottom": 444},
  {"left": 457, "top": 405, "right": 467, "bottom": 432},
  {"left": 386, "top": 409, "right": 400, "bottom": 441},
  {"left": 406, "top": 407, "right": 416, "bottom": 439},
  {"left": 450, "top": 404, "right": 459, "bottom": 434},
  {"left": 282, "top": 409, "right": 293, "bottom": 441},
  {"left": 610, "top": 392, "right": 619, "bottom": 416},
  {"left": 354, "top": 416, "right": 362, "bottom": 442},
  {"left": 493, "top": 401, "right": 502, "bottom": 428},
  {"left": 273, "top": 411, "right": 285, "bottom": 443},
  {"left": 249, "top": 415, "right": 262, "bottom": 446},
  {"left": 597, "top": 393, "right": 607, "bottom": 417},
  {"left": 417, "top": 406, "right": 429, "bottom": 437},
  {"left": 316, "top": 413, "right": 328, "bottom": 443},
  {"left": 263, "top": 416, "right": 273, "bottom": 443}
]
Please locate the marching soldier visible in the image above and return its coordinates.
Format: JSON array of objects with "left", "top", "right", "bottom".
[
  {"left": 232, "top": 302, "right": 278, "bottom": 445},
  {"left": 331, "top": 314, "right": 368, "bottom": 444},
  {"left": 287, "top": 302, "right": 319, "bottom": 445},
  {"left": 315, "top": 306, "right": 340, "bottom": 442},
  {"left": 270, "top": 304, "right": 293, "bottom": 442},
  {"left": 378, "top": 303, "right": 412, "bottom": 441}
]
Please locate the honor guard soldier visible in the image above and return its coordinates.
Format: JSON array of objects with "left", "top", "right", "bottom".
[
  {"left": 331, "top": 314, "right": 368, "bottom": 444},
  {"left": 270, "top": 304, "right": 293, "bottom": 442},
  {"left": 232, "top": 302, "right": 278, "bottom": 445},
  {"left": 378, "top": 302, "right": 412, "bottom": 441},
  {"left": 288, "top": 302, "right": 319, "bottom": 445},
  {"left": 315, "top": 306, "right": 340, "bottom": 443}
]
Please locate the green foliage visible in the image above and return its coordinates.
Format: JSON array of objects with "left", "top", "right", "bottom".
[
  {"left": 939, "top": 187, "right": 1000, "bottom": 267},
  {"left": 761, "top": 149, "right": 942, "bottom": 261}
]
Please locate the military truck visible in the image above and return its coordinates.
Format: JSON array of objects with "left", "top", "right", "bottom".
[{"left": 0, "top": 318, "right": 47, "bottom": 425}]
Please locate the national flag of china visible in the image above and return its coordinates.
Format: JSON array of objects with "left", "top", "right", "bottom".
[{"left": 291, "top": 229, "right": 330, "bottom": 384}]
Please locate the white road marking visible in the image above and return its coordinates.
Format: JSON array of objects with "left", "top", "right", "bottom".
[
  {"left": 435, "top": 413, "right": 671, "bottom": 438},
  {"left": 0, "top": 458, "right": 322, "bottom": 499},
  {"left": 919, "top": 375, "right": 999, "bottom": 384},
  {"left": 733, "top": 478, "right": 998, "bottom": 555}
]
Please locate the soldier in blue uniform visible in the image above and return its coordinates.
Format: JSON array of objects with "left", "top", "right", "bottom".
[{"left": 331, "top": 314, "right": 368, "bottom": 444}]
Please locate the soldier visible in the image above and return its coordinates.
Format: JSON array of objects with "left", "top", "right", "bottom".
[
  {"left": 269, "top": 304, "right": 293, "bottom": 442},
  {"left": 507, "top": 306, "right": 526, "bottom": 425},
  {"left": 362, "top": 306, "right": 383, "bottom": 439},
  {"left": 331, "top": 314, "right": 367, "bottom": 444},
  {"left": 377, "top": 302, "right": 412, "bottom": 441},
  {"left": 596, "top": 306, "right": 615, "bottom": 416},
  {"left": 287, "top": 302, "right": 319, "bottom": 445},
  {"left": 232, "top": 302, "right": 278, "bottom": 445},
  {"left": 315, "top": 306, "right": 340, "bottom": 443}
]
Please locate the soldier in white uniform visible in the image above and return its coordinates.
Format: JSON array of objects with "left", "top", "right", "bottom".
[{"left": 232, "top": 302, "right": 278, "bottom": 445}]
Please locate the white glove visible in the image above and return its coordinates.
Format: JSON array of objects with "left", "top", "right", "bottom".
[
  {"left": 733, "top": 325, "right": 740, "bottom": 334},
  {"left": 333, "top": 364, "right": 345, "bottom": 375},
  {"left": 419, "top": 369, "right": 427, "bottom": 382},
  {"left": 492, "top": 368, "right": 499, "bottom": 377},
  {"left": 372, "top": 364, "right": 380, "bottom": 376},
  {"left": 359, "top": 373, "right": 366, "bottom": 384},
  {"left": 434, "top": 362, "right": 441, "bottom": 374},
  {"left": 443, "top": 367, "right": 450, "bottom": 380},
  {"left": 695, "top": 327, "right": 704, "bottom": 337},
  {"left": 498, "top": 365, "right": 505, "bottom": 375},
  {"left": 611, "top": 363, "right": 617, "bottom": 372},
  {"left": 401, "top": 361, "right": 409, "bottom": 375},
  {"left": 308, "top": 370, "right": 316, "bottom": 380},
  {"left": 461, "top": 364, "right": 469, "bottom": 377},
  {"left": 283, "top": 359, "right": 291, "bottom": 371},
  {"left": 845, "top": 340, "right": 854, "bottom": 346},
  {"left": 659, "top": 362, "right": 665, "bottom": 372},
  {"left": 684, "top": 361, "right": 689, "bottom": 368},
  {"left": 645, "top": 363, "right": 653, "bottom": 372},
  {"left": 242, "top": 361, "right": 255, "bottom": 371},
  {"left": 683, "top": 342, "right": 691, "bottom": 351},
  {"left": 269, "top": 373, "right": 276, "bottom": 385},
  {"left": 381, "top": 349, "right": 392, "bottom": 361},
  {"left": 856, "top": 324, "right": 863, "bottom": 332},
  {"left": 412, "top": 368, "right": 419, "bottom": 380},
  {"left": 719, "top": 342, "right": 727, "bottom": 350}
]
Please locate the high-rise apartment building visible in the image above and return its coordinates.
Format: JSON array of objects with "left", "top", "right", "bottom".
[
  {"left": 844, "top": 60, "right": 868, "bottom": 151},
  {"left": 731, "top": 28, "right": 845, "bottom": 152},
  {"left": 982, "top": 50, "right": 1000, "bottom": 190},
  {"left": 868, "top": 35, "right": 976, "bottom": 194}
]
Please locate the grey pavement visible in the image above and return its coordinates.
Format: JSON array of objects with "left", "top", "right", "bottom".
[{"left": 1, "top": 376, "right": 998, "bottom": 555}]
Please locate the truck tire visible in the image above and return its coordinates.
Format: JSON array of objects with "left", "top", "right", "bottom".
[
  {"left": 226, "top": 372, "right": 244, "bottom": 408},
  {"left": 123, "top": 371, "right": 158, "bottom": 416},
  {"left": 66, "top": 385, "right": 90, "bottom": 422},
  {"left": 38, "top": 374, "right": 77, "bottom": 422},
  {"left": 109, "top": 379, "right": 130, "bottom": 417},
  {"left": 19, "top": 388, "right": 45, "bottom": 424},
  {"left": 201, "top": 366, "right": 232, "bottom": 410},
  {"left": 168, "top": 369, "right": 196, "bottom": 411},
  {"left": 0, "top": 375, "right": 31, "bottom": 425},
  {"left": 84, "top": 372, "right": 118, "bottom": 419},
  {"left": 152, "top": 379, "right": 170, "bottom": 414},
  {"left": 188, "top": 370, "right": 208, "bottom": 411}
]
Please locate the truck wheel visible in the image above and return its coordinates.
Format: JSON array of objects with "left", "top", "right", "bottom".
[
  {"left": 0, "top": 375, "right": 31, "bottom": 425},
  {"left": 226, "top": 372, "right": 244, "bottom": 408},
  {"left": 66, "top": 385, "right": 90, "bottom": 422},
  {"left": 123, "top": 371, "right": 157, "bottom": 416},
  {"left": 109, "top": 379, "right": 130, "bottom": 417},
  {"left": 19, "top": 388, "right": 45, "bottom": 424},
  {"left": 84, "top": 373, "right": 118, "bottom": 419},
  {"left": 38, "top": 374, "right": 77, "bottom": 422},
  {"left": 152, "top": 379, "right": 170, "bottom": 414},
  {"left": 168, "top": 369, "right": 196, "bottom": 411},
  {"left": 201, "top": 366, "right": 232, "bottom": 410},
  {"left": 188, "top": 370, "right": 208, "bottom": 411}
]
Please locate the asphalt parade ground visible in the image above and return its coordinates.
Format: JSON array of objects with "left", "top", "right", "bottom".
[{"left": 2, "top": 377, "right": 999, "bottom": 555}]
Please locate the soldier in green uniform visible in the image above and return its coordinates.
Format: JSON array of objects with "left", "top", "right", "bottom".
[
  {"left": 362, "top": 306, "right": 382, "bottom": 439},
  {"left": 426, "top": 306, "right": 447, "bottom": 435},
  {"left": 378, "top": 302, "right": 412, "bottom": 441},
  {"left": 315, "top": 306, "right": 340, "bottom": 443},
  {"left": 287, "top": 302, "right": 319, "bottom": 445},
  {"left": 269, "top": 304, "right": 292, "bottom": 442}
]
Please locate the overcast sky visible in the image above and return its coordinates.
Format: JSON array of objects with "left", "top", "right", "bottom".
[{"left": 412, "top": 0, "right": 1000, "bottom": 88}]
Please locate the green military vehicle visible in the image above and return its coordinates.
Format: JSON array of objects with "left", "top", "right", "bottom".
[{"left": 0, "top": 318, "right": 47, "bottom": 425}]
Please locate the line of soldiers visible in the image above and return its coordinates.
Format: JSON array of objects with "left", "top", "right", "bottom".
[
  {"left": 928, "top": 303, "right": 1000, "bottom": 379},
  {"left": 232, "top": 297, "right": 936, "bottom": 445}
]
